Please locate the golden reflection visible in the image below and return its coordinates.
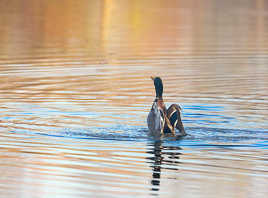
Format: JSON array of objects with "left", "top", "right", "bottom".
[
  {"left": 0, "top": 0, "right": 267, "bottom": 56},
  {"left": 0, "top": 1, "right": 268, "bottom": 196}
]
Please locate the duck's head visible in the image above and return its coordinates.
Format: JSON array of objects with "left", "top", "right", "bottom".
[{"left": 151, "top": 76, "right": 163, "bottom": 98}]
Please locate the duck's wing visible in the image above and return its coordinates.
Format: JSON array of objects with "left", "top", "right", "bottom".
[
  {"left": 147, "top": 101, "right": 165, "bottom": 137},
  {"left": 162, "top": 113, "right": 175, "bottom": 135},
  {"left": 167, "top": 104, "right": 187, "bottom": 136}
]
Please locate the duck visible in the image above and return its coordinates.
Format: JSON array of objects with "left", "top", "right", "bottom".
[{"left": 147, "top": 77, "right": 187, "bottom": 138}]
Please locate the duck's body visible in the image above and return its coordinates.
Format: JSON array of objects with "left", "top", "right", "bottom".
[{"left": 147, "top": 77, "right": 187, "bottom": 138}]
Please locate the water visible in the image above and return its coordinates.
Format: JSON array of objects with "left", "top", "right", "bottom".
[{"left": 0, "top": 1, "right": 268, "bottom": 198}]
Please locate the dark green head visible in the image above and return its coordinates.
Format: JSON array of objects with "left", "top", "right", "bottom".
[{"left": 151, "top": 76, "right": 163, "bottom": 98}]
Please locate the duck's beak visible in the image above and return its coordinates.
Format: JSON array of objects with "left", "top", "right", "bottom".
[{"left": 150, "top": 76, "right": 155, "bottom": 81}]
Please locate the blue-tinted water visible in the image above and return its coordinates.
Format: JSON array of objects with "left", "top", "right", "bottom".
[{"left": 1, "top": 1, "right": 268, "bottom": 198}]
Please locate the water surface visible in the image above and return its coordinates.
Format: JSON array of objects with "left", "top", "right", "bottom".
[{"left": 0, "top": 1, "right": 268, "bottom": 198}]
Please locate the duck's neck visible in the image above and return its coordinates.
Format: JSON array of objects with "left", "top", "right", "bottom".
[
  {"left": 155, "top": 97, "right": 167, "bottom": 113},
  {"left": 154, "top": 83, "right": 163, "bottom": 98},
  {"left": 155, "top": 96, "right": 163, "bottom": 100}
]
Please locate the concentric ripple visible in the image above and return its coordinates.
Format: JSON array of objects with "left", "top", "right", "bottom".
[{"left": 1, "top": 1, "right": 268, "bottom": 198}]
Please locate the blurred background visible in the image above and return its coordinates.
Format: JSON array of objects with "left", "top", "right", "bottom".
[
  {"left": 0, "top": 1, "right": 267, "bottom": 198},
  {"left": 0, "top": 0, "right": 267, "bottom": 129}
]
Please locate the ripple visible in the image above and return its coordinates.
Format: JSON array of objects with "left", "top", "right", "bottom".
[
  {"left": 1, "top": 1, "right": 268, "bottom": 197},
  {"left": 16, "top": 125, "right": 266, "bottom": 150}
]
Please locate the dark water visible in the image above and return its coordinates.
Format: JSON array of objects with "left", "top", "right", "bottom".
[{"left": 0, "top": 1, "right": 268, "bottom": 198}]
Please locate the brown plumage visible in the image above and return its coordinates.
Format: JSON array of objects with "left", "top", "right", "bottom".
[{"left": 147, "top": 77, "right": 187, "bottom": 138}]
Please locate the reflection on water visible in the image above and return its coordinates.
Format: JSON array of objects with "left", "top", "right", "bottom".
[
  {"left": 147, "top": 141, "right": 182, "bottom": 193},
  {"left": 0, "top": 0, "right": 268, "bottom": 198}
]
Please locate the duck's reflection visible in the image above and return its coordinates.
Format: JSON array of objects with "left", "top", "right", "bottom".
[{"left": 146, "top": 140, "right": 182, "bottom": 193}]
